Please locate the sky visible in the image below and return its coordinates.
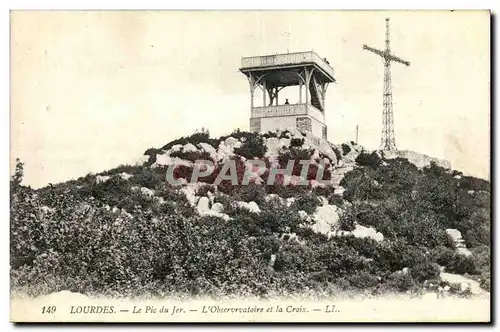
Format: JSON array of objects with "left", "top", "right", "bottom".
[{"left": 10, "top": 10, "right": 490, "bottom": 188}]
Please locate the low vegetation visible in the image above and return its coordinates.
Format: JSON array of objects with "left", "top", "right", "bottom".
[{"left": 10, "top": 130, "right": 490, "bottom": 298}]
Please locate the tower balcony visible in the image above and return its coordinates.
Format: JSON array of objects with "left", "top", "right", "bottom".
[
  {"left": 241, "top": 51, "right": 335, "bottom": 82},
  {"left": 250, "top": 103, "right": 324, "bottom": 123}
]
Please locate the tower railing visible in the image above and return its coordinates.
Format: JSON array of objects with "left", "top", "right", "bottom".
[
  {"left": 251, "top": 103, "right": 324, "bottom": 123},
  {"left": 241, "top": 51, "right": 334, "bottom": 79}
]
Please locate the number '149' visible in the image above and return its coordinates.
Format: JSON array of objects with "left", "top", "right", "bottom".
[{"left": 42, "top": 306, "right": 56, "bottom": 314}]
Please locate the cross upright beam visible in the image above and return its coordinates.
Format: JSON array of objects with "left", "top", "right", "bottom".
[{"left": 363, "top": 18, "right": 410, "bottom": 151}]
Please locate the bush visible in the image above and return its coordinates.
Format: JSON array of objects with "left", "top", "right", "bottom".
[
  {"left": 445, "top": 254, "right": 477, "bottom": 275},
  {"left": 292, "top": 192, "right": 320, "bottom": 214},
  {"left": 314, "top": 242, "right": 371, "bottom": 279},
  {"left": 431, "top": 246, "right": 477, "bottom": 275},
  {"left": 101, "top": 164, "right": 142, "bottom": 177},
  {"left": 328, "top": 194, "right": 344, "bottom": 207},
  {"left": 169, "top": 150, "right": 212, "bottom": 163},
  {"left": 377, "top": 240, "right": 431, "bottom": 272},
  {"left": 273, "top": 243, "right": 321, "bottom": 273},
  {"left": 266, "top": 181, "right": 310, "bottom": 199},
  {"left": 385, "top": 273, "right": 416, "bottom": 292},
  {"left": 463, "top": 210, "right": 490, "bottom": 247},
  {"left": 262, "top": 131, "right": 278, "bottom": 139},
  {"left": 346, "top": 271, "right": 380, "bottom": 289},
  {"left": 231, "top": 183, "right": 267, "bottom": 205},
  {"left": 196, "top": 185, "right": 213, "bottom": 198},
  {"left": 338, "top": 208, "right": 356, "bottom": 231},
  {"left": 312, "top": 186, "right": 336, "bottom": 199},
  {"left": 161, "top": 128, "right": 216, "bottom": 150},
  {"left": 355, "top": 151, "right": 382, "bottom": 168},
  {"left": 143, "top": 148, "right": 163, "bottom": 165},
  {"left": 90, "top": 176, "right": 133, "bottom": 207},
  {"left": 341, "top": 174, "right": 384, "bottom": 202},
  {"left": 458, "top": 176, "right": 490, "bottom": 192},
  {"left": 479, "top": 274, "right": 491, "bottom": 292},
  {"left": 294, "top": 227, "right": 329, "bottom": 244},
  {"left": 278, "top": 147, "right": 314, "bottom": 165},
  {"left": 290, "top": 138, "right": 304, "bottom": 147},
  {"left": 233, "top": 133, "right": 267, "bottom": 159},
  {"left": 129, "top": 167, "right": 164, "bottom": 189},
  {"left": 332, "top": 146, "right": 342, "bottom": 162},
  {"left": 11, "top": 158, "right": 24, "bottom": 188},
  {"left": 278, "top": 130, "right": 292, "bottom": 139},
  {"left": 341, "top": 143, "right": 351, "bottom": 155},
  {"left": 410, "top": 262, "right": 440, "bottom": 283},
  {"left": 471, "top": 245, "right": 490, "bottom": 275},
  {"left": 432, "top": 246, "right": 456, "bottom": 266}
]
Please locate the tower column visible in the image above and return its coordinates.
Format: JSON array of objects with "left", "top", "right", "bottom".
[
  {"left": 304, "top": 67, "right": 315, "bottom": 112},
  {"left": 263, "top": 80, "right": 267, "bottom": 106},
  {"left": 299, "top": 81, "right": 302, "bottom": 103},
  {"left": 304, "top": 68, "right": 309, "bottom": 113},
  {"left": 247, "top": 73, "right": 255, "bottom": 110}
]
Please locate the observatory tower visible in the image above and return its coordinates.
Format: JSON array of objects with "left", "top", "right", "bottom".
[{"left": 240, "top": 51, "right": 336, "bottom": 139}]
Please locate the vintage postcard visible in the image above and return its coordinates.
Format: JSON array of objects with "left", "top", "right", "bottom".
[{"left": 10, "top": 10, "right": 490, "bottom": 323}]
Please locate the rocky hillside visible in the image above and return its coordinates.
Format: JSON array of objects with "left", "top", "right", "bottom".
[{"left": 10, "top": 129, "right": 491, "bottom": 299}]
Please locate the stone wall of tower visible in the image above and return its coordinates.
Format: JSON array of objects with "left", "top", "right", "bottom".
[{"left": 250, "top": 115, "right": 325, "bottom": 138}]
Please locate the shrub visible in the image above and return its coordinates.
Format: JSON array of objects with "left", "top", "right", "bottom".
[
  {"left": 143, "top": 148, "right": 163, "bottom": 165},
  {"left": 129, "top": 167, "right": 163, "bottom": 189},
  {"left": 312, "top": 242, "right": 371, "bottom": 279},
  {"left": 169, "top": 150, "right": 212, "bottom": 163},
  {"left": 431, "top": 246, "right": 477, "bottom": 275},
  {"left": 479, "top": 274, "right": 491, "bottom": 292},
  {"left": 328, "top": 194, "right": 344, "bottom": 207},
  {"left": 458, "top": 176, "right": 490, "bottom": 192},
  {"left": 262, "top": 131, "right": 278, "bottom": 139},
  {"left": 11, "top": 158, "right": 24, "bottom": 188},
  {"left": 471, "top": 245, "right": 490, "bottom": 275},
  {"left": 385, "top": 273, "right": 416, "bottom": 292},
  {"left": 332, "top": 146, "right": 342, "bottom": 161},
  {"left": 432, "top": 246, "right": 456, "bottom": 266},
  {"left": 196, "top": 185, "right": 213, "bottom": 198},
  {"left": 331, "top": 236, "right": 381, "bottom": 261},
  {"left": 101, "top": 164, "right": 142, "bottom": 177},
  {"left": 292, "top": 192, "right": 320, "bottom": 215},
  {"left": 290, "top": 138, "right": 304, "bottom": 147},
  {"left": 294, "top": 227, "right": 329, "bottom": 244},
  {"left": 267, "top": 182, "right": 310, "bottom": 199},
  {"left": 273, "top": 243, "right": 322, "bottom": 273},
  {"left": 355, "top": 151, "right": 382, "bottom": 168},
  {"left": 233, "top": 133, "right": 267, "bottom": 159},
  {"left": 376, "top": 239, "right": 431, "bottom": 272},
  {"left": 342, "top": 174, "right": 384, "bottom": 202},
  {"left": 90, "top": 176, "right": 133, "bottom": 207},
  {"left": 338, "top": 208, "right": 356, "bottom": 231},
  {"left": 231, "top": 183, "right": 267, "bottom": 205},
  {"left": 410, "top": 262, "right": 440, "bottom": 283},
  {"left": 312, "top": 186, "right": 337, "bottom": 199},
  {"left": 341, "top": 143, "right": 351, "bottom": 155},
  {"left": 278, "top": 130, "right": 292, "bottom": 139},
  {"left": 161, "top": 128, "right": 216, "bottom": 150},
  {"left": 445, "top": 254, "right": 477, "bottom": 275},
  {"left": 346, "top": 271, "right": 380, "bottom": 289},
  {"left": 278, "top": 147, "right": 314, "bottom": 165},
  {"left": 463, "top": 210, "right": 490, "bottom": 247}
]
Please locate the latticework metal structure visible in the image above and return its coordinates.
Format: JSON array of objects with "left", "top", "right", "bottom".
[{"left": 363, "top": 18, "right": 410, "bottom": 151}]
